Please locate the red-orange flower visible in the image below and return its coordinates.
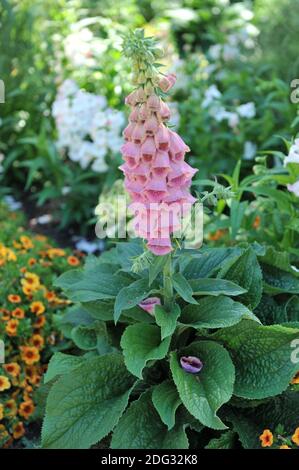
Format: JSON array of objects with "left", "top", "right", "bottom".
[
  {"left": 7, "top": 294, "right": 21, "bottom": 304},
  {"left": 67, "top": 255, "right": 80, "bottom": 266},
  {"left": 12, "top": 421, "right": 25, "bottom": 439},
  {"left": 19, "top": 400, "right": 35, "bottom": 419},
  {"left": 30, "top": 301, "right": 45, "bottom": 316},
  {"left": 12, "top": 307, "right": 25, "bottom": 319},
  {"left": 259, "top": 429, "right": 273, "bottom": 448},
  {"left": 4, "top": 363, "right": 21, "bottom": 377},
  {"left": 20, "top": 346, "right": 40, "bottom": 365},
  {"left": 5, "top": 319, "right": 19, "bottom": 336}
]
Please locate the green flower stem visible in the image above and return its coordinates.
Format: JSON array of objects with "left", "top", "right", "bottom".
[{"left": 163, "top": 253, "right": 173, "bottom": 311}]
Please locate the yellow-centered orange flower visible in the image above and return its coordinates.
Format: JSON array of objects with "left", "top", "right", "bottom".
[
  {"left": 12, "top": 307, "right": 25, "bottom": 319},
  {"left": 67, "top": 255, "right": 80, "bottom": 266},
  {"left": 292, "top": 427, "right": 299, "bottom": 446},
  {"left": 7, "top": 294, "right": 21, "bottom": 304},
  {"left": 30, "top": 301, "right": 45, "bottom": 316},
  {"left": 259, "top": 429, "right": 273, "bottom": 447},
  {"left": 33, "top": 316, "right": 46, "bottom": 329},
  {"left": 0, "top": 376, "right": 11, "bottom": 392},
  {"left": 19, "top": 400, "right": 35, "bottom": 419},
  {"left": 280, "top": 444, "right": 291, "bottom": 449},
  {"left": 20, "top": 236, "right": 34, "bottom": 250},
  {"left": 5, "top": 319, "right": 19, "bottom": 336},
  {"left": 20, "top": 346, "right": 40, "bottom": 365},
  {"left": 21, "top": 272, "right": 40, "bottom": 291},
  {"left": 4, "top": 363, "right": 21, "bottom": 377},
  {"left": 30, "top": 334, "right": 44, "bottom": 350},
  {"left": 47, "top": 248, "right": 65, "bottom": 259},
  {"left": 4, "top": 399, "right": 17, "bottom": 417},
  {"left": 291, "top": 371, "right": 299, "bottom": 384},
  {"left": 12, "top": 421, "right": 25, "bottom": 439}
]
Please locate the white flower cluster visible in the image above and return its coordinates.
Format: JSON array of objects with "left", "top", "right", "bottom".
[
  {"left": 63, "top": 22, "right": 108, "bottom": 69},
  {"left": 202, "top": 85, "right": 256, "bottom": 129},
  {"left": 52, "top": 79, "right": 125, "bottom": 173},
  {"left": 285, "top": 139, "right": 299, "bottom": 196},
  {"left": 208, "top": 3, "right": 259, "bottom": 63}
]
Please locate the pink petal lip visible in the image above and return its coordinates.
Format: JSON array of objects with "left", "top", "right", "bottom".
[
  {"left": 180, "top": 356, "right": 203, "bottom": 374},
  {"left": 139, "top": 297, "right": 161, "bottom": 314}
]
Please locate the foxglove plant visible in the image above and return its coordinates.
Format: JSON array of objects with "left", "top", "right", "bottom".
[{"left": 41, "top": 30, "right": 299, "bottom": 451}]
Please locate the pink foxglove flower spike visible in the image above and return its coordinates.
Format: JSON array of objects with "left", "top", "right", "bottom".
[{"left": 121, "top": 31, "right": 198, "bottom": 256}]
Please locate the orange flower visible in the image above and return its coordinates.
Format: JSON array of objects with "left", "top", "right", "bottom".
[
  {"left": 0, "top": 404, "right": 3, "bottom": 420},
  {"left": 21, "top": 272, "right": 40, "bottom": 291},
  {"left": 253, "top": 215, "right": 261, "bottom": 229},
  {"left": 30, "top": 301, "right": 45, "bottom": 316},
  {"left": 22, "top": 284, "right": 34, "bottom": 297},
  {"left": 208, "top": 229, "right": 226, "bottom": 241},
  {"left": 280, "top": 444, "right": 291, "bottom": 449},
  {"left": 291, "top": 371, "right": 299, "bottom": 385},
  {"left": 12, "top": 307, "right": 25, "bottom": 319},
  {"left": 4, "top": 363, "right": 21, "bottom": 377},
  {"left": 259, "top": 429, "right": 273, "bottom": 447},
  {"left": 7, "top": 294, "right": 21, "bottom": 304},
  {"left": 4, "top": 399, "right": 17, "bottom": 417},
  {"left": 0, "top": 375, "right": 11, "bottom": 392},
  {"left": 47, "top": 248, "right": 65, "bottom": 259},
  {"left": 20, "top": 346, "right": 40, "bottom": 365},
  {"left": 33, "top": 315, "right": 46, "bottom": 329},
  {"left": 20, "top": 236, "right": 34, "bottom": 250},
  {"left": 35, "top": 234, "right": 47, "bottom": 242},
  {"left": 19, "top": 400, "right": 35, "bottom": 419},
  {"left": 5, "top": 319, "right": 19, "bottom": 336},
  {"left": 67, "top": 255, "right": 80, "bottom": 266},
  {"left": 292, "top": 427, "right": 299, "bottom": 446},
  {"left": 44, "top": 290, "right": 56, "bottom": 302},
  {"left": 0, "top": 308, "right": 10, "bottom": 321},
  {"left": 12, "top": 421, "right": 25, "bottom": 439},
  {"left": 30, "top": 334, "right": 44, "bottom": 350},
  {"left": 28, "top": 258, "right": 37, "bottom": 266}
]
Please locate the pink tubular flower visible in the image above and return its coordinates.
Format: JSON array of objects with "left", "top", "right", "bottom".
[
  {"left": 120, "top": 70, "right": 197, "bottom": 255},
  {"left": 139, "top": 297, "right": 161, "bottom": 315}
]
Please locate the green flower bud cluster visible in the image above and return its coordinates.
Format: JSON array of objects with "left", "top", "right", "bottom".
[{"left": 122, "top": 29, "right": 164, "bottom": 87}]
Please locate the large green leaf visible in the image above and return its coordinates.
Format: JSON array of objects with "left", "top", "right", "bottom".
[
  {"left": 170, "top": 341, "right": 235, "bottom": 430},
  {"left": 111, "top": 391, "right": 188, "bottom": 449},
  {"left": 54, "top": 262, "right": 132, "bottom": 302},
  {"left": 152, "top": 380, "right": 182, "bottom": 430},
  {"left": 205, "top": 431, "right": 236, "bottom": 449},
  {"left": 180, "top": 296, "right": 260, "bottom": 329},
  {"left": 173, "top": 273, "right": 198, "bottom": 304},
  {"left": 182, "top": 247, "right": 243, "bottom": 279},
  {"left": 114, "top": 278, "right": 156, "bottom": 323},
  {"left": 149, "top": 254, "right": 166, "bottom": 285},
  {"left": 220, "top": 248, "right": 262, "bottom": 309},
  {"left": 121, "top": 324, "right": 171, "bottom": 378},
  {"left": 41, "top": 354, "right": 136, "bottom": 449},
  {"left": 155, "top": 304, "right": 181, "bottom": 339},
  {"left": 44, "top": 353, "right": 86, "bottom": 384},
  {"left": 188, "top": 278, "right": 247, "bottom": 297},
  {"left": 261, "top": 264, "right": 299, "bottom": 295},
  {"left": 213, "top": 320, "right": 299, "bottom": 399}
]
